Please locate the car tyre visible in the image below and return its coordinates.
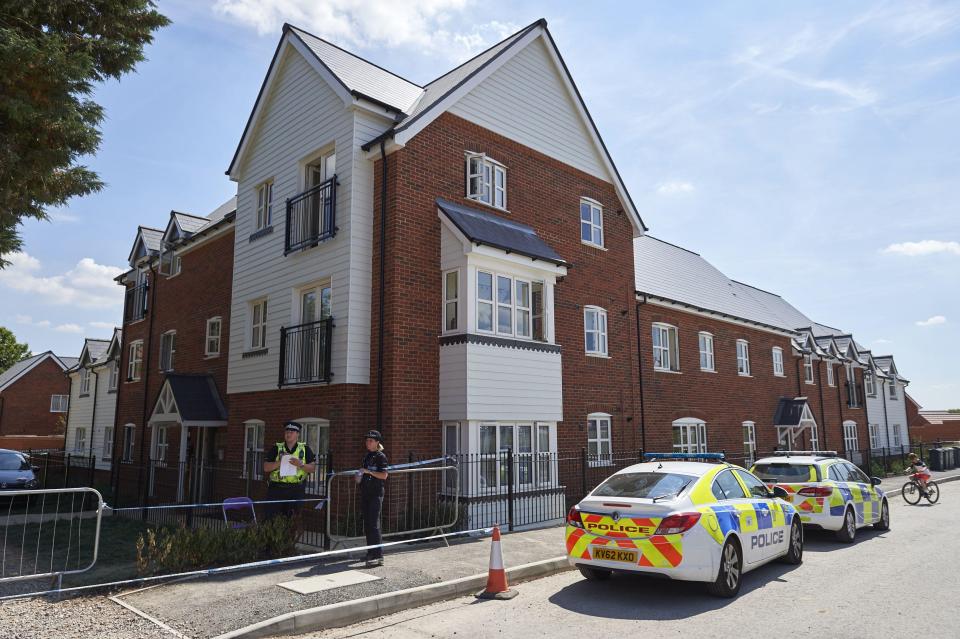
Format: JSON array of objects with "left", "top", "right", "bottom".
[
  {"left": 707, "top": 538, "right": 742, "bottom": 598},
  {"left": 835, "top": 507, "right": 856, "bottom": 543},
  {"left": 779, "top": 518, "right": 803, "bottom": 565},
  {"left": 873, "top": 500, "right": 890, "bottom": 531},
  {"left": 578, "top": 565, "right": 611, "bottom": 581}
]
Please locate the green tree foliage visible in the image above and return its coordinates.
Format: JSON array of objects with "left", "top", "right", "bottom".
[
  {"left": 0, "top": 326, "right": 31, "bottom": 373},
  {"left": 0, "top": 1, "right": 169, "bottom": 266}
]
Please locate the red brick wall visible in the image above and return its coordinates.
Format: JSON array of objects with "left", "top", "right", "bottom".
[
  {"left": 372, "top": 112, "right": 640, "bottom": 459},
  {"left": 0, "top": 358, "right": 69, "bottom": 439}
]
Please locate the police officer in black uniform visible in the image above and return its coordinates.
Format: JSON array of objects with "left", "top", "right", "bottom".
[
  {"left": 359, "top": 430, "right": 388, "bottom": 566},
  {"left": 262, "top": 421, "right": 317, "bottom": 520}
]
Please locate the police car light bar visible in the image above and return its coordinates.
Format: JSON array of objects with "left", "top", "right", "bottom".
[
  {"left": 643, "top": 452, "right": 726, "bottom": 461},
  {"left": 773, "top": 450, "right": 838, "bottom": 457}
]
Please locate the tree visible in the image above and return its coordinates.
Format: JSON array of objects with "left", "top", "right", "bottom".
[
  {"left": 0, "top": 326, "right": 31, "bottom": 373},
  {"left": 0, "top": 1, "right": 169, "bottom": 266}
]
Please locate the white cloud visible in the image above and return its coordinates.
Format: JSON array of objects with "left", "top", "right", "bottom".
[
  {"left": 15, "top": 314, "right": 32, "bottom": 325},
  {"left": 88, "top": 321, "right": 117, "bottom": 330},
  {"left": 872, "top": 338, "right": 892, "bottom": 345},
  {"left": 656, "top": 181, "right": 695, "bottom": 196},
  {"left": 883, "top": 240, "right": 960, "bottom": 257},
  {"left": 916, "top": 315, "right": 947, "bottom": 327},
  {"left": 212, "top": 0, "right": 518, "bottom": 61},
  {"left": 54, "top": 323, "right": 84, "bottom": 334},
  {"left": 49, "top": 210, "right": 80, "bottom": 224},
  {"left": 37, "top": 320, "right": 51, "bottom": 328},
  {"left": 0, "top": 252, "right": 125, "bottom": 309}
]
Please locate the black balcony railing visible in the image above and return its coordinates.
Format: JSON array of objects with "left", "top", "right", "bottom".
[
  {"left": 285, "top": 176, "right": 337, "bottom": 254},
  {"left": 279, "top": 318, "right": 333, "bottom": 386},
  {"left": 123, "top": 282, "right": 149, "bottom": 323}
]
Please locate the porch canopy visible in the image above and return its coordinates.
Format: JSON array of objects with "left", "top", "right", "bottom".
[
  {"left": 773, "top": 397, "right": 817, "bottom": 447},
  {"left": 148, "top": 374, "right": 227, "bottom": 428}
]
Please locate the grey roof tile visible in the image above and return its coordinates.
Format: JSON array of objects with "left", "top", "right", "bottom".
[{"left": 164, "top": 374, "right": 227, "bottom": 422}]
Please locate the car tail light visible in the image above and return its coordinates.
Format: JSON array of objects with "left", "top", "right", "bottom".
[
  {"left": 567, "top": 506, "right": 584, "bottom": 529},
  {"left": 654, "top": 512, "right": 701, "bottom": 535},
  {"left": 797, "top": 486, "right": 833, "bottom": 498}
]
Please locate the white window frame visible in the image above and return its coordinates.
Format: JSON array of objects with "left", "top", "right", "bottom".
[
  {"left": 743, "top": 421, "right": 756, "bottom": 465},
  {"left": 255, "top": 180, "right": 273, "bottom": 230},
  {"left": 584, "top": 306, "right": 608, "bottom": 357},
  {"left": 809, "top": 423, "right": 820, "bottom": 452},
  {"left": 826, "top": 363, "right": 836, "bottom": 387},
  {"left": 79, "top": 368, "right": 91, "bottom": 395},
  {"left": 128, "top": 341, "right": 143, "bottom": 381},
  {"left": 772, "top": 347, "right": 784, "bottom": 377},
  {"left": 477, "top": 422, "right": 547, "bottom": 492},
  {"left": 652, "top": 323, "right": 679, "bottom": 372},
  {"left": 465, "top": 152, "right": 506, "bottom": 210},
  {"left": 475, "top": 270, "right": 534, "bottom": 339},
  {"left": 843, "top": 420, "right": 859, "bottom": 453},
  {"left": 736, "top": 340, "right": 750, "bottom": 376},
  {"left": 587, "top": 413, "right": 612, "bottom": 466},
  {"left": 108, "top": 362, "right": 119, "bottom": 391},
  {"left": 442, "top": 269, "right": 459, "bottom": 333},
  {"left": 50, "top": 395, "right": 69, "bottom": 413},
  {"left": 103, "top": 425, "right": 114, "bottom": 460},
  {"left": 298, "top": 417, "right": 330, "bottom": 494},
  {"left": 250, "top": 299, "right": 268, "bottom": 350},
  {"left": 74, "top": 427, "right": 87, "bottom": 454},
  {"left": 892, "top": 425, "right": 902, "bottom": 448},
  {"left": 698, "top": 332, "right": 715, "bottom": 372},
  {"left": 205, "top": 317, "right": 222, "bottom": 356},
  {"left": 864, "top": 371, "right": 875, "bottom": 396},
  {"left": 152, "top": 424, "right": 169, "bottom": 463},
  {"left": 243, "top": 420, "right": 266, "bottom": 480},
  {"left": 803, "top": 354, "right": 814, "bottom": 384},
  {"left": 579, "top": 198, "right": 604, "bottom": 248},
  {"left": 673, "top": 418, "right": 708, "bottom": 453},
  {"left": 845, "top": 363, "right": 859, "bottom": 407},
  {"left": 159, "top": 330, "right": 176, "bottom": 372},
  {"left": 868, "top": 423, "right": 881, "bottom": 449},
  {"left": 122, "top": 424, "right": 136, "bottom": 462},
  {"left": 888, "top": 380, "right": 898, "bottom": 400}
]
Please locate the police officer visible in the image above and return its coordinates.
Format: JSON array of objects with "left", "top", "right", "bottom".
[
  {"left": 359, "top": 430, "right": 388, "bottom": 566},
  {"left": 262, "top": 421, "right": 317, "bottom": 520}
]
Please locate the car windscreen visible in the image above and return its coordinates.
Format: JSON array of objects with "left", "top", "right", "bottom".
[
  {"left": 592, "top": 472, "right": 696, "bottom": 499},
  {"left": 752, "top": 463, "right": 814, "bottom": 483},
  {"left": 0, "top": 452, "right": 29, "bottom": 471}
]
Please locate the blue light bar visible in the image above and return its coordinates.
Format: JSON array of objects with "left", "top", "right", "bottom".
[{"left": 643, "top": 452, "right": 726, "bottom": 460}]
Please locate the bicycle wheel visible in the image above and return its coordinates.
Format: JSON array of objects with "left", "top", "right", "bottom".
[
  {"left": 926, "top": 481, "right": 940, "bottom": 504},
  {"left": 902, "top": 481, "right": 922, "bottom": 505}
]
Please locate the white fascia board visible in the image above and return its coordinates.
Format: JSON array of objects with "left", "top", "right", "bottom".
[
  {"left": 639, "top": 296, "right": 798, "bottom": 339},
  {"left": 350, "top": 97, "right": 401, "bottom": 120},
  {"left": 174, "top": 222, "right": 234, "bottom": 258},
  {"left": 361, "top": 138, "right": 405, "bottom": 161}
]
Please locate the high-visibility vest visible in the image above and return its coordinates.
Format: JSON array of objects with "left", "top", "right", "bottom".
[{"left": 269, "top": 442, "right": 308, "bottom": 483}]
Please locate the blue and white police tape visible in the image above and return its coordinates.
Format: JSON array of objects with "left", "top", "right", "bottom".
[
  {"left": 338, "top": 455, "right": 456, "bottom": 474},
  {"left": 0, "top": 525, "right": 494, "bottom": 601},
  {"left": 104, "top": 496, "right": 328, "bottom": 512}
]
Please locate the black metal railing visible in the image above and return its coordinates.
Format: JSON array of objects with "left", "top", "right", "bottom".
[
  {"left": 285, "top": 176, "right": 337, "bottom": 254},
  {"left": 279, "top": 318, "right": 334, "bottom": 386},
  {"left": 123, "top": 282, "right": 149, "bottom": 322}
]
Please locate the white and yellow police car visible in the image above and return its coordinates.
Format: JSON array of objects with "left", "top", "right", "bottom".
[
  {"left": 566, "top": 453, "right": 802, "bottom": 598},
  {"left": 750, "top": 451, "right": 889, "bottom": 543}
]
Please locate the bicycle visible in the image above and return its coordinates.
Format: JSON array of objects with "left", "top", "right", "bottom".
[{"left": 902, "top": 472, "right": 939, "bottom": 505}]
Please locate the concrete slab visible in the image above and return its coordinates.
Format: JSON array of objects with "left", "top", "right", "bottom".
[{"left": 277, "top": 570, "right": 381, "bottom": 595}]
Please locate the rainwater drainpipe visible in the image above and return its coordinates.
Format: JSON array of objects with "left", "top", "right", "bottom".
[
  {"left": 634, "top": 296, "right": 647, "bottom": 452},
  {"left": 815, "top": 360, "right": 828, "bottom": 451},
  {"left": 375, "top": 141, "right": 388, "bottom": 431},
  {"left": 89, "top": 367, "right": 99, "bottom": 459}
]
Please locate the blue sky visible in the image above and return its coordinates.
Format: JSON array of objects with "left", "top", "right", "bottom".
[{"left": 1, "top": 1, "right": 957, "bottom": 408}]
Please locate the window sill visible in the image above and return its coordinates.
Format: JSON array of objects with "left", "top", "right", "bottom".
[
  {"left": 586, "top": 352, "right": 610, "bottom": 359},
  {"left": 125, "top": 318, "right": 146, "bottom": 327},
  {"left": 79, "top": 394, "right": 90, "bottom": 399},
  {"left": 248, "top": 225, "right": 274, "bottom": 243},
  {"left": 700, "top": 368, "right": 717, "bottom": 374},
  {"left": 738, "top": 373, "right": 753, "bottom": 378},
  {"left": 464, "top": 196, "right": 509, "bottom": 215},
  {"left": 805, "top": 381, "right": 816, "bottom": 385},
  {"left": 581, "top": 240, "right": 608, "bottom": 251},
  {"left": 204, "top": 353, "right": 221, "bottom": 360},
  {"left": 654, "top": 368, "right": 681, "bottom": 374},
  {"left": 125, "top": 379, "right": 141, "bottom": 384},
  {"left": 108, "top": 389, "right": 117, "bottom": 394},
  {"left": 242, "top": 348, "right": 269, "bottom": 359},
  {"left": 774, "top": 373, "right": 786, "bottom": 378}
]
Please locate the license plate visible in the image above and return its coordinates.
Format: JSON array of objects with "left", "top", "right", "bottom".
[{"left": 592, "top": 547, "right": 638, "bottom": 563}]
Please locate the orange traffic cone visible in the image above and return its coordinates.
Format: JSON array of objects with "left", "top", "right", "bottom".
[{"left": 476, "top": 526, "right": 518, "bottom": 600}]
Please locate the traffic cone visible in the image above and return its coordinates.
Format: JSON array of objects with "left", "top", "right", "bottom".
[{"left": 476, "top": 526, "right": 518, "bottom": 600}]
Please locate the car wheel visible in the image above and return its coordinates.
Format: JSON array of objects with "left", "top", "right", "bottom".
[
  {"left": 835, "top": 507, "right": 856, "bottom": 543},
  {"left": 707, "top": 538, "right": 742, "bottom": 598},
  {"left": 578, "top": 565, "right": 611, "bottom": 581},
  {"left": 873, "top": 500, "right": 890, "bottom": 531},
  {"left": 779, "top": 519, "right": 803, "bottom": 565}
]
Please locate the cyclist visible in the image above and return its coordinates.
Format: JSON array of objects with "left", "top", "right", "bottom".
[{"left": 907, "top": 453, "right": 931, "bottom": 496}]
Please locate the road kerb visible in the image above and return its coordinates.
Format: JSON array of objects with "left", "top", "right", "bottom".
[{"left": 214, "top": 556, "right": 572, "bottom": 639}]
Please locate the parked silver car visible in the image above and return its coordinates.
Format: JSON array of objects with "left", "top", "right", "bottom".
[{"left": 0, "top": 449, "right": 40, "bottom": 490}]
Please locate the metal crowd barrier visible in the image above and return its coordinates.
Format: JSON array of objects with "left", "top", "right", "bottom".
[{"left": 0, "top": 487, "right": 103, "bottom": 589}]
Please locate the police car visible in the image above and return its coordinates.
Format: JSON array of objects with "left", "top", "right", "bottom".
[
  {"left": 750, "top": 451, "right": 889, "bottom": 543},
  {"left": 566, "top": 453, "right": 802, "bottom": 598}
]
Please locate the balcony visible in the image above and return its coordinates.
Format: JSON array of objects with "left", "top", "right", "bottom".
[
  {"left": 279, "top": 318, "right": 333, "bottom": 386},
  {"left": 285, "top": 176, "right": 337, "bottom": 255},
  {"left": 123, "top": 282, "right": 149, "bottom": 323}
]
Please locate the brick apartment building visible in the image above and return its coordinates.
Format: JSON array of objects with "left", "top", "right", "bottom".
[{"left": 0, "top": 352, "right": 77, "bottom": 450}]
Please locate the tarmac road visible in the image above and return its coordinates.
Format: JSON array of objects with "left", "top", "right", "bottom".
[{"left": 305, "top": 482, "right": 955, "bottom": 639}]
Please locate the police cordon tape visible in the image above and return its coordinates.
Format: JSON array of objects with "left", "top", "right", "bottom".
[{"left": 0, "top": 525, "right": 495, "bottom": 601}]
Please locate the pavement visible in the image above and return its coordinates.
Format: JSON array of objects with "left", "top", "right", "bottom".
[{"left": 294, "top": 478, "right": 960, "bottom": 639}]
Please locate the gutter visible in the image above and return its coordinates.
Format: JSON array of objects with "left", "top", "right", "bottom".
[
  {"left": 375, "top": 142, "right": 388, "bottom": 430},
  {"left": 634, "top": 297, "right": 647, "bottom": 452}
]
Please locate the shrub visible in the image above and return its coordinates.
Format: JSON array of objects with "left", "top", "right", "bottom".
[{"left": 136, "top": 517, "right": 298, "bottom": 576}]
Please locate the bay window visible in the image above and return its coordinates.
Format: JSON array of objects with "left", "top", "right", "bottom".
[{"left": 476, "top": 270, "right": 537, "bottom": 339}]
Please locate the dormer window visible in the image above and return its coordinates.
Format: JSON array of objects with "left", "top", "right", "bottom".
[
  {"left": 466, "top": 153, "right": 506, "bottom": 209},
  {"left": 888, "top": 379, "right": 898, "bottom": 400}
]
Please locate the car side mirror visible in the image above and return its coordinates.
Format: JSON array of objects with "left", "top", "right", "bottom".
[
  {"left": 771, "top": 486, "right": 789, "bottom": 499},
  {"left": 870, "top": 477, "right": 882, "bottom": 486}
]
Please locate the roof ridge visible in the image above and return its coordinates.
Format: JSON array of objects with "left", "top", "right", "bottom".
[
  {"left": 640, "top": 234, "right": 701, "bottom": 257},
  {"left": 285, "top": 23, "right": 424, "bottom": 89}
]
